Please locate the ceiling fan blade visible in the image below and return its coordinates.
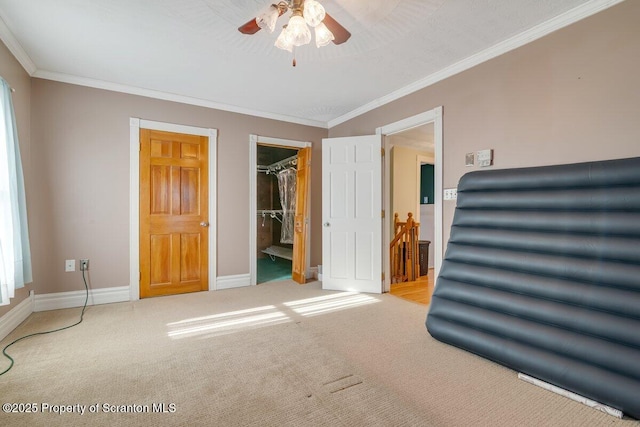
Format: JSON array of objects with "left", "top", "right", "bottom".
[
  {"left": 238, "top": 18, "right": 261, "bottom": 35},
  {"left": 323, "top": 13, "right": 351, "bottom": 45},
  {"left": 238, "top": 4, "right": 288, "bottom": 35}
]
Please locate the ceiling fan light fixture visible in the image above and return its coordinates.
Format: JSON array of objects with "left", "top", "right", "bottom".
[
  {"left": 286, "top": 15, "right": 311, "bottom": 47},
  {"left": 256, "top": 4, "right": 280, "bottom": 33},
  {"left": 314, "top": 22, "right": 334, "bottom": 47},
  {"left": 239, "top": 0, "right": 350, "bottom": 65},
  {"left": 303, "top": 0, "right": 326, "bottom": 27},
  {"left": 274, "top": 25, "right": 293, "bottom": 52}
]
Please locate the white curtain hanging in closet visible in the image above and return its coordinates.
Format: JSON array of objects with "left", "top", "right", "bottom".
[{"left": 277, "top": 168, "right": 296, "bottom": 244}]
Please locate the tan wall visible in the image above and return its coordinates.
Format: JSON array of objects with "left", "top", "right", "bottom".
[
  {"left": 0, "top": 41, "right": 32, "bottom": 316},
  {"left": 30, "top": 80, "right": 327, "bottom": 294},
  {"left": 3, "top": 0, "right": 639, "bottom": 305},
  {"left": 329, "top": 0, "right": 640, "bottom": 258},
  {"left": 391, "top": 145, "right": 426, "bottom": 222}
]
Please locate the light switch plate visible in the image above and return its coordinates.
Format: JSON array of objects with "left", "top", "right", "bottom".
[
  {"left": 477, "top": 149, "right": 493, "bottom": 167},
  {"left": 65, "top": 259, "right": 76, "bottom": 272}
]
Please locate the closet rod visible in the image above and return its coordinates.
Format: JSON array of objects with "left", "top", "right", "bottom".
[
  {"left": 258, "top": 154, "right": 298, "bottom": 174},
  {"left": 257, "top": 209, "right": 283, "bottom": 215},
  {"left": 258, "top": 210, "right": 283, "bottom": 224}
]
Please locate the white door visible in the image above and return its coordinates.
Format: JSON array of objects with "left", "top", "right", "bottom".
[{"left": 322, "top": 135, "right": 382, "bottom": 293}]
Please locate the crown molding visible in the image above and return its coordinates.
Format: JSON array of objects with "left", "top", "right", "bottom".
[
  {"left": 0, "top": 13, "right": 37, "bottom": 75},
  {"left": 0, "top": 10, "right": 324, "bottom": 128},
  {"left": 0, "top": 0, "right": 625, "bottom": 130},
  {"left": 32, "top": 70, "right": 327, "bottom": 129},
  {"left": 31, "top": 70, "right": 328, "bottom": 129},
  {"left": 327, "top": 0, "right": 626, "bottom": 128}
]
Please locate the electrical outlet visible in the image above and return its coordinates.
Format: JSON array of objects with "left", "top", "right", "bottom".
[
  {"left": 65, "top": 259, "right": 76, "bottom": 272},
  {"left": 80, "top": 259, "right": 89, "bottom": 271},
  {"left": 444, "top": 188, "right": 458, "bottom": 200}
]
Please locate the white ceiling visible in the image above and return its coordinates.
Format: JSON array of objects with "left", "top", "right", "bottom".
[
  {"left": 391, "top": 123, "right": 435, "bottom": 152},
  {"left": 0, "top": 0, "right": 620, "bottom": 128}
]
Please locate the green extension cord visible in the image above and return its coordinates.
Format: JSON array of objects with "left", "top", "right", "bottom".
[{"left": 0, "top": 268, "right": 89, "bottom": 376}]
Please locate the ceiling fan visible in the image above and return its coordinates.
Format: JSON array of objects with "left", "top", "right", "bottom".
[{"left": 238, "top": 0, "right": 351, "bottom": 65}]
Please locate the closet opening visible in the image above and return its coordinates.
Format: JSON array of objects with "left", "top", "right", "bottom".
[
  {"left": 250, "top": 135, "right": 311, "bottom": 287},
  {"left": 256, "top": 144, "right": 300, "bottom": 284}
]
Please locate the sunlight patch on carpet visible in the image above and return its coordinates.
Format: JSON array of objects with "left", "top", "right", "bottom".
[
  {"left": 166, "top": 292, "right": 380, "bottom": 339},
  {"left": 283, "top": 292, "right": 380, "bottom": 317},
  {"left": 166, "top": 305, "right": 291, "bottom": 339}
]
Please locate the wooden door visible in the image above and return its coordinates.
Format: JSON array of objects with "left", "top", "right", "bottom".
[
  {"left": 140, "top": 129, "right": 209, "bottom": 298},
  {"left": 292, "top": 147, "right": 311, "bottom": 284},
  {"left": 322, "top": 135, "right": 382, "bottom": 293}
]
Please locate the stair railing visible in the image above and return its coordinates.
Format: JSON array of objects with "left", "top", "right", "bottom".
[{"left": 390, "top": 212, "right": 421, "bottom": 283}]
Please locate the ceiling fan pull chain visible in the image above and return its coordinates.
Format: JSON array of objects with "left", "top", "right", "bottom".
[{"left": 292, "top": 46, "right": 297, "bottom": 67}]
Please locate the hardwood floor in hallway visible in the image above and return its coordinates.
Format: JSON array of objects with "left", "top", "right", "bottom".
[{"left": 390, "top": 268, "right": 435, "bottom": 305}]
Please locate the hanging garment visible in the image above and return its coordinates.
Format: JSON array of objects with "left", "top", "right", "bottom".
[{"left": 277, "top": 168, "right": 296, "bottom": 244}]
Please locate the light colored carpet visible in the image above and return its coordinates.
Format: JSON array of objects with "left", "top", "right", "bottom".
[{"left": 0, "top": 280, "right": 636, "bottom": 426}]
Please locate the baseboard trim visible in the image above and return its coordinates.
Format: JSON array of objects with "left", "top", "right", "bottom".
[
  {"left": 0, "top": 292, "right": 35, "bottom": 341},
  {"left": 216, "top": 274, "right": 251, "bottom": 290},
  {"left": 34, "top": 286, "right": 130, "bottom": 312},
  {"left": 518, "top": 373, "right": 623, "bottom": 418}
]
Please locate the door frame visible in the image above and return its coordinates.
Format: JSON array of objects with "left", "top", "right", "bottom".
[
  {"left": 376, "top": 106, "right": 443, "bottom": 292},
  {"left": 129, "top": 118, "right": 218, "bottom": 301},
  {"left": 249, "top": 135, "right": 311, "bottom": 287}
]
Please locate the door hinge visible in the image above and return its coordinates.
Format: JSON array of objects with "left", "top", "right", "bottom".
[
  {"left": 381, "top": 210, "right": 385, "bottom": 218},
  {"left": 382, "top": 272, "right": 385, "bottom": 281},
  {"left": 139, "top": 272, "right": 141, "bottom": 281},
  {"left": 139, "top": 142, "right": 142, "bottom": 152},
  {"left": 381, "top": 147, "right": 385, "bottom": 156}
]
